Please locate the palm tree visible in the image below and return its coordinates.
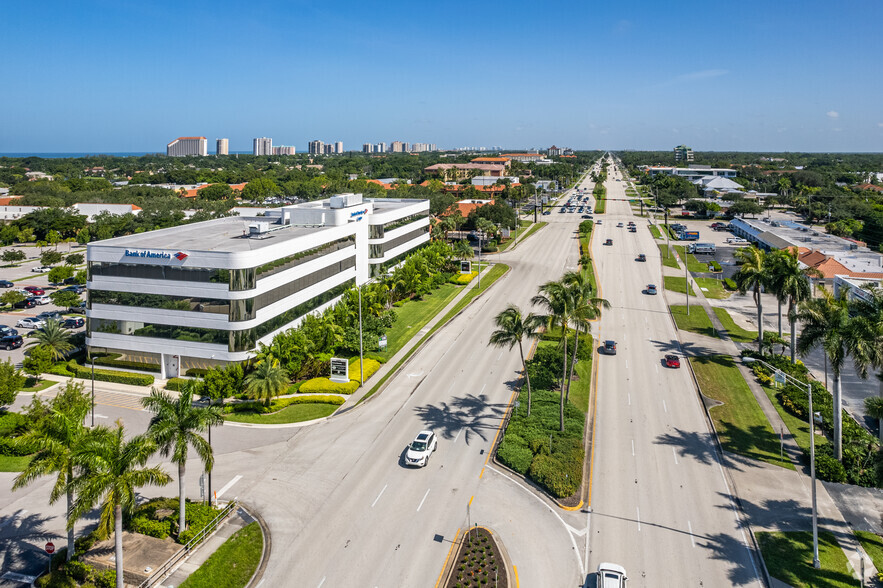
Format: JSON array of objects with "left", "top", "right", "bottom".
[
  {"left": 25, "top": 319, "right": 72, "bottom": 362},
  {"left": 562, "top": 271, "right": 609, "bottom": 403},
  {"left": 489, "top": 305, "right": 543, "bottom": 416},
  {"left": 865, "top": 397, "right": 883, "bottom": 445},
  {"left": 734, "top": 247, "right": 771, "bottom": 354},
  {"left": 244, "top": 359, "right": 289, "bottom": 407},
  {"left": 13, "top": 380, "right": 89, "bottom": 562},
  {"left": 767, "top": 248, "right": 822, "bottom": 362},
  {"left": 532, "top": 279, "right": 573, "bottom": 431},
  {"left": 796, "top": 288, "right": 860, "bottom": 461},
  {"left": 71, "top": 422, "right": 171, "bottom": 588},
  {"left": 849, "top": 285, "right": 883, "bottom": 443},
  {"left": 454, "top": 239, "right": 474, "bottom": 261},
  {"left": 141, "top": 384, "right": 224, "bottom": 535}
]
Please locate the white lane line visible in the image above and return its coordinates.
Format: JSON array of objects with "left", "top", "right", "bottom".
[
  {"left": 93, "top": 413, "right": 109, "bottom": 419},
  {"left": 672, "top": 447, "right": 679, "bottom": 465},
  {"left": 371, "top": 484, "right": 388, "bottom": 508},
  {"left": 631, "top": 440, "right": 635, "bottom": 456},
  {"left": 417, "top": 488, "right": 431, "bottom": 512},
  {"left": 317, "top": 577, "right": 326, "bottom": 588},
  {"left": 215, "top": 475, "right": 241, "bottom": 499},
  {"left": 496, "top": 350, "right": 504, "bottom": 362},
  {"left": 636, "top": 507, "right": 641, "bottom": 531},
  {"left": 663, "top": 399, "right": 668, "bottom": 413},
  {"left": 453, "top": 428, "right": 463, "bottom": 443},
  {"left": 655, "top": 363, "right": 659, "bottom": 374},
  {"left": 688, "top": 521, "right": 696, "bottom": 548},
  {"left": 479, "top": 383, "right": 486, "bottom": 396},
  {"left": 625, "top": 360, "right": 628, "bottom": 369},
  {"left": 627, "top": 393, "right": 631, "bottom": 406}
]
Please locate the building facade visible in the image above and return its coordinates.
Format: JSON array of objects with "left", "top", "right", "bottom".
[
  {"left": 309, "top": 140, "right": 324, "bottom": 155},
  {"left": 167, "top": 137, "right": 207, "bottom": 157},
  {"left": 674, "top": 145, "right": 694, "bottom": 163},
  {"left": 86, "top": 194, "right": 429, "bottom": 377},
  {"left": 253, "top": 137, "right": 273, "bottom": 156},
  {"left": 273, "top": 146, "right": 296, "bottom": 155},
  {"left": 216, "top": 138, "right": 229, "bottom": 155},
  {"left": 334, "top": 141, "right": 344, "bottom": 154}
]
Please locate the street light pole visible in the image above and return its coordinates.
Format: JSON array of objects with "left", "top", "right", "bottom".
[
  {"left": 90, "top": 347, "right": 95, "bottom": 427},
  {"left": 358, "top": 284, "right": 364, "bottom": 386},
  {"left": 685, "top": 251, "right": 690, "bottom": 315},
  {"left": 743, "top": 357, "right": 820, "bottom": 569}
]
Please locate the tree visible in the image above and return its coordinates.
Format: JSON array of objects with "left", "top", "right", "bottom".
[
  {"left": 46, "top": 230, "right": 61, "bottom": 249},
  {"left": 1, "top": 290, "right": 25, "bottom": 309},
  {"left": 850, "top": 285, "right": 883, "bottom": 444},
  {"left": 453, "top": 239, "right": 474, "bottom": 261},
  {"left": 40, "top": 250, "right": 63, "bottom": 266},
  {"left": 196, "top": 183, "right": 233, "bottom": 201},
  {"left": 26, "top": 319, "right": 73, "bottom": 362},
  {"left": 826, "top": 219, "right": 863, "bottom": 238},
  {"left": 729, "top": 200, "right": 764, "bottom": 217},
  {"left": 797, "top": 289, "right": 860, "bottom": 461},
  {"left": 65, "top": 253, "right": 84, "bottom": 266},
  {"left": 241, "top": 178, "right": 279, "bottom": 202},
  {"left": 532, "top": 279, "right": 572, "bottom": 432},
  {"left": 0, "top": 358, "right": 25, "bottom": 405},
  {"left": 142, "top": 384, "right": 223, "bottom": 535},
  {"left": 734, "top": 247, "right": 771, "bottom": 353},
  {"left": 22, "top": 345, "right": 54, "bottom": 382},
  {"left": 71, "top": 422, "right": 171, "bottom": 588},
  {"left": 562, "top": 271, "right": 609, "bottom": 403},
  {"left": 48, "top": 265, "right": 75, "bottom": 285},
  {"left": 1, "top": 249, "right": 25, "bottom": 263},
  {"left": 489, "top": 305, "right": 543, "bottom": 416},
  {"left": 49, "top": 290, "right": 80, "bottom": 309},
  {"left": 766, "top": 248, "right": 822, "bottom": 362},
  {"left": 244, "top": 359, "right": 288, "bottom": 407},
  {"left": 13, "top": 380, "right": 90, "bottom": 561}
]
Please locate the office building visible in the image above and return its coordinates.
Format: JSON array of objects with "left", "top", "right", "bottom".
[
  {"left": 309, "top": 140, "right": 325, "bottom": 155},
  {"left": 253, "top": 137, "right": 273, "bottom": 156},
  {"left": 86, "top": 193, "right": 430, "bottom": 378},
  {"left": 216, "top": 138, "right": 229, "bottom": 155},
  {"left": 166, "top": 137, "right": 207, "bottom": 157},
  {"left": 674, "top": 145, "right": 694, "bottom": 163}
]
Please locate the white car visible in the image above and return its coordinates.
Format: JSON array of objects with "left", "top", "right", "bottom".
[
  {"left": 32, "top": 294, "right": 51, "bottom": 305},
  {"left": 31, "top": 266, "right": 53, "bottom": 273},
  {"left": 16, "top": 317, "right": 45, "bottom": 329},
  {"left": 405, "top": 431, "right": 438, "bottom": 467},
  {"left": 597, "top": 562, "right": 628, "bottom": 588}
]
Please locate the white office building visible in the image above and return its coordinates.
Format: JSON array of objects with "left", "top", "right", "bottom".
[
  {"left": 167, "top": 137, "right": 208, "bottom": 157},
  {"left": 86, "top": 194, "right": 429, "bottom": 377},
  {"left": 253, "top": 137, "right": 273, "bottom": 156}
]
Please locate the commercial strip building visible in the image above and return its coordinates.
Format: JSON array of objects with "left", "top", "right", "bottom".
[
  {"left": 166, "top": 137, "right": 208, "bottom": 157},
  {"left": 642, "top": 165, "right": 737, "bottom": 180},
  {"left": 86, "top": 194, "right": 430, "bottom": 377}
]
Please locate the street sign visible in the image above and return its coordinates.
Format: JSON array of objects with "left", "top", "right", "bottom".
[
  {"left": 378, "top": 335, "right": 387, "bottom": 350},
  {"left": 45, "top": 542, "right": 55, "bottom": 554},
  {"left": 774, "top": 370, "right": 787, "bottom": 385}
]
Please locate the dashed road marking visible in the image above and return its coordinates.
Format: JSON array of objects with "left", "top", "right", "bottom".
[{"left": 371, "top": 484, "right": 388, "bottom": 508}]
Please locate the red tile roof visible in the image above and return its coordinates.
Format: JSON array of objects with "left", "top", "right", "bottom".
[{"left": 800, "top": 249, "right": 883, "bottom": 279}]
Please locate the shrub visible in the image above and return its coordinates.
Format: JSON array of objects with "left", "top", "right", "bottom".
[
  {"left": 723, "top": 278, "right": 737, "bottom": 290},
  {"left": 91, "top": 353, "right": 161, "bottom": 373},
  {"left": 814, "top": 450, "right": 847, "bottom": 483},
  {"left": 299, "top": 377, "right": 359, "bottom": 395},
  {"left": 450, "top": 272, "right": 477, "bottom": 284},
  {"left": 94, "top": 569, "right": 116, "bottom": 588},
  {"left": 348, "top": 358, "right": 381, "bottom": 381},
  {"left": 496, "top": 435, "right": 533, "bottom": 474},
  {"left": 129, "top": 516, "right": 172, "bottom": 539},
  {"left": 65, "top": 360, "right": 154, "bottom": 386},
  {"left": 708, "top": 261, "right": 722, "bottom": 272},
  {"left": 528, "top": 454, "right": 580, "bottom": 498},
  {"left": 186, "top": 368, "right": 210, "bottom": 377},
  {"left": 223, "top": 394, "right": 344, "bottom": 414},
  {"left": 165, "top": 377, "right": 190, "bottom": 392},
  {"left": 62, "top": 560, "right": 94, "bottom": 583}
]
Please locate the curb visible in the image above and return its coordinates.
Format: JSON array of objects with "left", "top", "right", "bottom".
[
  {"left": 437, "top": 526, "right": 512, "bottom": 588},
  {"left": 243, "top": 502, "right": 271, "bottom": 588}
]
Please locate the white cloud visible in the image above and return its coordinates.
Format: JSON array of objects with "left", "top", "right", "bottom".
[{"left": 826, "top": 110, "right": 840, "bottom": 118}]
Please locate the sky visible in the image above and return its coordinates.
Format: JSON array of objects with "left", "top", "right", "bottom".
[{"left": 1, "top": 0, "right": 881, "bottom": 153}]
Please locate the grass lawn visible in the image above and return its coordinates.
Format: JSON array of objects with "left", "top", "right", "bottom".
[
  {"left": 712, "top": 308, "right": 758, "bottom": 344},
  {"left": 19, "top": 378, "right": 57, "bottom": 393},
  {"left": 854, "top": 531, "right": 883, "bottom": 571},
  {"left": 756, "top": 531, "right": 855, "bottom": 588},
  {"left": 579, "top": 234, "right": 597, "bottom": 294},
  {"left": 569, "top": 346, "right": 593, "bottom": 413},
  {"left": 657, "top": 244, "right": 679, "bottom": 268},
  {"left": 693, "top": 278, "right": 731, "bottom": 299},
  {"left": 224, "top": 402, "right": 338, "bottom": 424},
  {"left": 759, "top": 380, "right": 829, "bottom": 461},
  {"left": 375, "top": 283, "right": 462, "bottom": 362},
  {"left": 690, "top": 355, "right": 793, "bottom": 469},
  {"left": 663, "top": 276, "right": 695, "bottom": 296},
  {"left": 179, "top": 522, "right": 263, "bottom": 588},
  {"left": 673, "top": 245, "right": 712, "bottom": 272},
  {"left": 648, "top": 224, "right": 662, "bottom": 239},
  {"left": 0, "top": 455, "right": 31, "bottom": 472},
  {"left": 669, "top": 305, "right": 717, "bottom": 338}
]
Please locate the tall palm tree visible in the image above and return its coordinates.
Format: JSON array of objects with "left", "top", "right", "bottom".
[
  {"left": 849, "top": 285, "right": 883, "bottom": 443},
  {"left": 796, "top": 288, "right": 860, "bottom": 461},
  {"left": 454, "top": 239, "right": 474, "bottom": 261},
  {"left": 562, "top": 271, "right": 609, "bottom": 403},
  {"left": 532, "top": 279, "right": 572, "bottom": 432},
  {"left": 25, "top": 319, "right": 72, "bottom": 362},
  {"left": 767, "top": 248, "right": 822, "bottom": 362},
  {"left": 141, "top": 384, "right": 224, "bottom": 535},
  {"left": 244, "top": 359, "right": 289, "bottom": 407},
  {"left": 489, "top": 305, "right": 543, "bottom": 416},
  {"left": 734, "top": 246, "right": 771, "bottom": 353},
  {"left": 71, "top": 422, "right": 171, "bottom": 588},
  {"left": 13, "top": 381, "right": 89, "bottom": 562}
]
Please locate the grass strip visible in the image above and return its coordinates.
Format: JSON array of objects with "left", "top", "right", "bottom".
[
  {"left": 179, "top": 522, "right": 263, "bottom": 588},
  {"left": 693, "top": 277, "right": 731, "bottom": 299},
  {"left": 690, "top": 356, "right": 794, "bottom": 469},
  {"left": 578, "top": 233, "right": 597, "bottom": 294},
  {"left": 669, "top": 305, "right": 717, "bottom": 338},
  {"left": 657, "top": 244, "right": 679, "bottom": 268},
  {"left": 375, "top": 283, "right": 462, "bottom": 362},
  {"left": 568, "top": 352, "right": 592, "bottom": 413},
  {"left": 854, "top": 530, "right": 883, "bottom": 571},
  {"left": 673, "top": 245, "right": 711, "bottom": 272},
  {"left": 649, "top": 224, "right": 662, "bottom": 239},
  {"left": 756, "top": 531, "right": 854, "bottom": 588},
  {"left": 712, "top": 308, "right": 757, "bottom": 344},
  {"left": 359, "top": 264, "right": 509, "bottom": 405},
  {"left": 498, "top": 221, "right": 546, "bottom": 251},
  {"left": 19, "top": 379, "right": 57, "bottom": 393},
  {"left": 0, "top": 455, "right": 31, "bottom": 472},
  {"left": 223, "top": 402, "right": 339, "bottom": 424},
  {"left": 759, "top": 381, "right": 829, "bottom": 458},
  {"left": 663, "top": 276, "right": 695, "bottom": 296}
]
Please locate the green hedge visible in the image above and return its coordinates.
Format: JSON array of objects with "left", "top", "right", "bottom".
[
  {"left": 299, "top": 377, "right": 359, "bottom": 395},
  {"left": 348, "top": 358, "right": 382, "bottom": 382},
  {"left": 186, "top": 368, "right": 210, "bottom": 377},
  {"left": 91, "top": 353, "right": 161, "bottom": 373},
  {"left": 449, "top": 272, "right": 477, "bottom": 284},
  {"left": 724, "top": 278, "right": 737, "bottom": 290},
  {"left": 166, "top": 377, "right": 191, "bottom": 392},
  {"left": 64, "top": 360, "right": 154, "bottom": 386},
  {"left": 223, "top": 394, "right": 344, "bottom": 414},
  {"left": 129, "top": 498, "right": 221, "bottom": 544}
]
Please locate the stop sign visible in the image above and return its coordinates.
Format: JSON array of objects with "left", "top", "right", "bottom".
[{"left": 45, "top": 542, "right": 55, "bottom": 554}]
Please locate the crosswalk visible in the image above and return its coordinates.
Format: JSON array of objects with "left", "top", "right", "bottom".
[{"left": 39, "top": 385, "right": 146, "bottom": 411}]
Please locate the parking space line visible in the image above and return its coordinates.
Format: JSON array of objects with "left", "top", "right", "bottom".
[
  {"left": 688, "top": 521, "right": 696, "bottom": 548},
  {"left": 672, "top": 447, "right": 679, "bottom": 465}
]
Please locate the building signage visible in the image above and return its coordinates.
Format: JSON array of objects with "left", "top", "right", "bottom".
[
  {"left": 350, "top": 209, "right": 368, "bottom": 218},
  {"left": 123, "top": 250, "right": 188, "bottom": 261},
  {"left": 460, "top": 261, "right": 472, "bottom": 274},
  {"left": 330, "top": 357, "right": 349, "bottom": 383}
]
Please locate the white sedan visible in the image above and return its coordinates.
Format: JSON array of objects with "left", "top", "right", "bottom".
[
  {"left": 31, "top": 266, "right": 53, "bottom": 273},
  {"left": 32, "top": 294, "right": 51, "bottom": 305},
  {"left": 16, "top": 317, "right": 45, "bottom": 329},
  {"left": 405, "top": 431, "right": 438, "bottom": 467}
]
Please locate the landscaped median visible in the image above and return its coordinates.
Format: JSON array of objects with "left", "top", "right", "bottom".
[
  {"left": 756, "top": 531, "right": 856, "bottom": 588},
  {"left": 179, "top": 522, "right": 263, "bottom": 588},
  {"left": 669, "top": 305, "right": 717, "bottom": 339}
]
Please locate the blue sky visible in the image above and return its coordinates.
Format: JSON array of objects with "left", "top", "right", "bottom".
[{"left": 1, "top": 0, "right": 881, "bottom": 153}]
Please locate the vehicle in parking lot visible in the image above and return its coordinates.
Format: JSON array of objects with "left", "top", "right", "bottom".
[
  {"left": 16, "top": 317, "right": 45, "bottom": 329},
  {"left": 61, "top": 317, "right": 85, "bottom": 329},
  {"left": 31, "top": 266, "right": 52, "bottom": 273},
  {"left": 637, "top": 254, "right": 646, "bottom": 262},
  {"left": 62, "top": 285, "right": 85, "bottom": 294},
  {"left": 0, "top": 326, "right": 18, "bottom": 337},
  {"left": 37, "top": 311, "right": 63, "bottom": 321},
  {"left": 597, "top": 562, "right": 628, "bottom": 587},
  {"left": 665, "top": 354, "right": 681, "bottom": 368},
  {"left": 13, "top": 298, "right": 36, "bottom": 309},
  {"left": 617, "top": 222, "right": 624, "bottom": 227},
  {"left": 0, "top": 335, "right": 23, "bottom": 350},
  {"left": 405, "top": 431, "right": 438, "bottom": 467},
  {"left": 32, "top": 294, "right": 51, "bottom": 305},
  {"left": 23, "top": 286, "right": 45, "bottom": 296},
  {"left": 604, "top": 239, "right": 613, "bottom": 246},
  {"left": 646, "top": 284, "right": 657, "bottom": 295},
  {"left": 581, "top": 214, "right": 592, "bottom": 219},
  {"left": 0, "top": 280, "right": 13, "bottom": 288},
  {"left": 69, "top": 301, "right": 86, "bottom": 314},
  {"left": 602, "top": 340, "right": 617, "bottom": 355}
]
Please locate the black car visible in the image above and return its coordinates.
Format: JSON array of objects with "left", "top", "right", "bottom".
[
  {"left": 61, "top": 317, "right": 85, "bottom": 329},
  {"left": 13, "top": 298, "right": 36, "bottom": 309},
  {"left": 637, "top": 254, "right": 646, "bottom": 262},
  {"left": 62, "top": 285, "right": 85, "bottom": 294},
  {"left": 0, "top": 280, "right": 13, "bottom": 288},
  {"left": 0, "top": 335, "right": 23, "bottom": 350},
  {"left": 0, "top": 326, "right": 18, "bottom": 337}
]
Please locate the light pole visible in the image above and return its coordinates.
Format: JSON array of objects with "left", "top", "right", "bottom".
[
  {"left": 685, "top": 250, "right": 690, "bottom": 315},
  {"left": 358, "top": 284, "right": 364, "bottom": 386},
  {"left": 89, "top": 346, "right": 95, "bottom": 427},
  {"left": 742, "top": 356, "right": 820, "bottom": 569}
]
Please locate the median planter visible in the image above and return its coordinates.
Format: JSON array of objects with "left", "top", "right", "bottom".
[{"left": 445, "top": 526, "right": 509, "bottom": 588}]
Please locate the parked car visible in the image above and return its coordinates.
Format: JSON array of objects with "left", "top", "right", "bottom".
[
  {"left": 31, "top": 266, "right": 52, "bottom": 273},
  {"left": 0, "top": 280, "right": 13, "bottom": 288},
  {"left": 13, "top": 298, "right": 36, "bottom": 309},
  {"left": 636, "top": 254, "right": 646, "bottom": 262},
  {"left": 665, "top": 354, "right": 681, "bottom": 368},
  {"left": 0, "top": 326, "right": 18, "bottom": 337},
  {"left": 602, "top": 340, "right": 617, "bottom": 355},
  {"left": 23, "top": 286, "right": 45, "bottom": 296},
  {"left": 61, "top": 317, "right": 85, "bottom": 329},
  {"left": 62, "top": 285, "right": 85, "bottom": 294},
  {"left": 597, "top": 562, "right": 628, "bottom": 588},
  {"left": 37, "top": 311, "right": 63, "bottom": 321},
  {"left": 16, "top": 317, "right": 45, "bottom": 329},
  {"left": 646, "top": 284, "right": 657, "bottom": 295},
  {"left": 69, "top": 301, "right": 86, "bottom": 314},
  {"left": 0, "top": 335, "right": 23, "bottom": 350},
  {"left": 32, "top": 294, "right": 51, "bottom": 305},
  {"left": 405, "top": 431, "right": 438, "bottom": 467}
]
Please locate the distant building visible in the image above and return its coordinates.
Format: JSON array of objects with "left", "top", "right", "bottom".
[
  {"left": 391, "top": 141, "right": 406, "bottom": 153},
  {"left": 216, "top": 138, "right": 229, "bottom": 155},
  {"left": 642, "top": 165, "right": 736, "bottom": 180},
  {"left": 323, "top": 144, "right": 334, "bottom": 155},
  {"left": 362, "top": 143, "right": 374, "bottom": 153},
  {"left": 334, "top": 141, "right": 344, "bottom": 154},
  {"left": 548, "top": 145, "right": 563, "bottom": 156},
  {"left": 502, "top": 153, "right": 543, "bottom": 164},
  {"left": 309, "top": 140, "right": 325, "bottom": 155},
  {"left": 424, "top": 163, "right": 508, "bottom": 181},
  {"left": 674, "top": 145, "right": 694, "bottom": 163},
  {"left": 253, "top": 137, "right": 273, "bottom": 156},
  {"left": 167, "top": 137, "right": 207, "bottom": 157},
  {"left": 376, "top": 142, "right": 387, "bottom": 153},
  {"left": 410, "top": 143, "right": 436, "bottom": 153},
  {"left": 273, "top": 146, "right": 296, "bottom": 155}
]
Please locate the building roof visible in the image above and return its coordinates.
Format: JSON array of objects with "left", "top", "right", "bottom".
[
  {"left": 856, "top": 183, "right": 883, "bottom": 193},
  {"left": 501, "top": 153, "right": 542, "bottom": 158},
  {"left": 799, "top": 249, "right": 883, "bottom": 279},
  {"left": 447, "top": 199, "right": 495, "bottom": 218},
  {"left": 470, "top": 157, "right": 509, "bottom": 163},
  {"left": 424, "top": 163, "right": 507, "bottom": 172}
]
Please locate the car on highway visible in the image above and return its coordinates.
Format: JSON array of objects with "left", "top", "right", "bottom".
[
  {"left": 16, "top": 317, "right": 45, "bottom": 329},
  {"left": 646, "top": 284, "right": 657, "bottom": 295},
  {"left": 543, "top": 210, "right": 551, "bottom": 216},
  {"left": 604, "top": 239, "right": 613, "bottom": 246},
  {"left": 405, "top": 431, "right": 438, "bottom": 467},
  {"left": 596, "top": 219, "right": 602, "bottom": 224},
  {"left": 0, "top": 280, "right": 13, "bottom": 288},
  {"left": 636, "top": 254, "right": 646, "bottom": 262},
  {"left": 0, "top": 334, "right": 23, "bottom": 350},
  {"left": 629, "top": 227, "right": 636, "bottom": 232},
  {"left": 665, "top": 354, "right": 681, "bottom": 368},
  {"left": 23, "top": 286, "right": 45, "bottom": 296},
  {"left": 617, "top": 222, "right": 624, "bottom": 227},
  {"left": 13, "top": 298, "right": 36, "bottom": 309},
  {"left": 597, "top": 562, "right": 628, "bottom": 587},
  {"left": 602, "top": 340, "right": 617, "bottom": 355},
  {"left": 61, "top": 317, "right": 85, "bottom": 329},
  {"left": 31, "top": 266, "right": 53, "bottom": 273}
]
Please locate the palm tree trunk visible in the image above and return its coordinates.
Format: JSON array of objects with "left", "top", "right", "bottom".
[
  {"left": 114, "top": 504, "right": 124, "bottom": 588},
  {"left": 179, "top": 463, "right": 186, "bottom": 534},
  {"left": 789, "top": 300, "right": 797, "bottom": 364},
  {"left": 755, "top": 285, "right": 763, "bottom": 354},
  {"left": 560, "top": 332, "right": 568, "bottom": 433},
  {"left": 518, "top": 341, "right": 531, "bottom": 417},
  {"left": 66, "top": 475, "right": 74, "bottom": 562},
  {"left": 834, "top": 370, "right": 843, "bottom": 461},
  {"left": 566, "top": 328, "right": 580, "bottom": 403},
  {"left": 878, "top": 373, "right": 883, "bottom": 444}
]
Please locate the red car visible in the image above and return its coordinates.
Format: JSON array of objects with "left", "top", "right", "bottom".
[
  {"left": 665, "top": 354, "right": 681, "bottom": 368},
  {"left": 23, "top": 286, "right": 45, "bottom": 296}
]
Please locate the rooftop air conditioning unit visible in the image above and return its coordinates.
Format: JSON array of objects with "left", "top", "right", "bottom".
[{"left": 249, "top": 222, "right": 270, "bottom": 237}]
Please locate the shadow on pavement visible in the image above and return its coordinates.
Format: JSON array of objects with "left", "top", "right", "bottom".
[
  {"left": 0, "top": 511, "right": 61, "bottom": 578},
  {"left": 649, "top": 338, "right": 723, "bottom": 358},
  {"left": 413, "top": 393, "right": 506, "bottom": 445},
  {"left": 654, "top": 427, "right": 742, "bottom": 471}
]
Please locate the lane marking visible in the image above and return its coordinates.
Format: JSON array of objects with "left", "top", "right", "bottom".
[
  {"left": 417, "top": 488, "right": 431, "bottom": 512},
  {"left": 93, "top": 414, "right": 108, "bottom": 419},
  {"left": 479, "top": 383, "right": 486, "bottom": 396},
  {"left": 627, "top": 393, "right": 631, "bottom": 406},
  {"left": 496, "top": 350, "right": 504, "bottom": 361},
  {"left": 636, "top": 507, "right": 641, "bottom": 531},
  {"left": 317, "top": 578, "right": 326, "bottom": 588},
  {"left": 215, "top": 475, "right": 241, "bottom": 499},
  {"left": 655, "top": 363, "right": 659, "bottom": 374},
  {"left": 453, "top": 428, "right": 463, "bottom": 443},
  {"left": 688, "top": 520, "right": 696, "bottom": 548},
  {"left": 631, "top": 440, "right": 635, "bottom": 456},
  {"left": 469, "top": 495, "right": 474, "bottom": 506},
  {"left": 663, "top": 399, "right": 668, "bottom": 413},
  {"left": 479, "top": 467, "right": 485, "bottom": 479},
  {"left": 513, "top": 565, "right": 519, "bottom": 588},
  {"left": 371, "top": 484, "right": 388, "bottom": 508},
  {"left": 672, "top": 447, "right": 679, "bottom": 465},
  {"left": 625, "top": 360, "right": 628, "bottom": 369}
]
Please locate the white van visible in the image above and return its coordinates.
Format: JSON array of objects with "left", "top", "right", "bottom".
[{"left": 726, "top": 237, "right": 748, "bottom": 244}]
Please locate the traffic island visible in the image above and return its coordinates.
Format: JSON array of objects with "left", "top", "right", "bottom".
[
  {"left": 443, "top": 526, "right": 511, "bottom": 588},
  {"left": 80, "top": 531, "right": 182, "bottom": 586}
]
